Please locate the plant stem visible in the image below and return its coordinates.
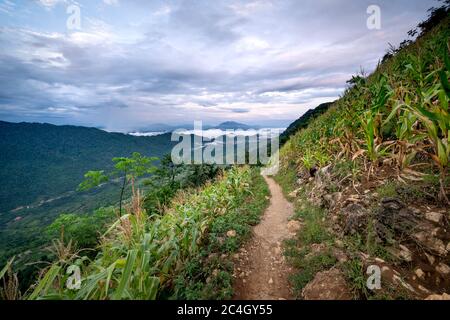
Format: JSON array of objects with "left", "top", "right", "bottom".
[{"left": 119, "top": 173, "right": 128, "bottom": 216}]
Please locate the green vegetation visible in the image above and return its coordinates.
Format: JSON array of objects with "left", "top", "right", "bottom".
[
  {"left": 0, "top": 167, "right": 269, "bottom": 300},
  {"left": 1, "top": 2, "right": 448, "bottom": 302},
  {"left": 143, "top": 154, "right": 221, "bottom": 216},
  {"left": 283, "top": 184, "right": 337, "bottom": 297},
  {"left": 280, "top": 102, "right": 334, "bottom": 145},
  {"left": 78, "top": 152, "right": 159, "bottom": 216},
  {"left": 0, "top": 121, "right": 176, "bottom": 214},
  {"left": 46, "top": 207, "right": 116, "bottom": 250},
  {"left": 0, "top": 122, "right": 176, "bottom": 276},
  {"left": 277, "top": 15, "right": 449, "bottom": 203},
  {"left": 276, "top": 8, "right": 449, "bottom": 300},
  {"left": 175, "top": 168, "right": 270, "bottom": 299}
]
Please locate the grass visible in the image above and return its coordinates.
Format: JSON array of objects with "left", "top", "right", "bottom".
[
  {"left": 295, "top": 204, "right": 332, "bottom": 245},
  {"left": 376, "top": 181, "right": 399, "bottom": 198},
  {"left": 288, "top": 250, "right": 337, "bottom": 298},
  {"left": 376, "top": 174, "right": 448, "bottom": 203},
  {"left": 173, "top": 168, "right": 270, "bottom": 300},
  {"left": 342, "top": 258, "right": 414, "bottom": 300},
  {"left": 276, "top": 171, "right": 338, "bottom": 297},
  {"left": 273, "top": 165, "right": 298, "bottom": 198},
  {"left": 21, "top": 167, "right": 270, "bottom": 300},
  {"left": 342, "top": 259, "right": 370, "bottom": 299},
  {"left": 276, "top": 17, "right": 449, "bottom": 202}
]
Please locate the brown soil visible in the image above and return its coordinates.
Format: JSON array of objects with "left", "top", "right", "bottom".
[{"left": 233, "top": 175, "right": 295, "bottom": 300}]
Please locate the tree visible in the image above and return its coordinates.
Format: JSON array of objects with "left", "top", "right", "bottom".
[
  {"left": 45, "top": 207, "right": 115, "bottom": 249},
  {"left": 78, "top": 152, "right": 158, "bottom": 215}
]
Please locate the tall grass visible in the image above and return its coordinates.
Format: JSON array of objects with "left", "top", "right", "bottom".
[
  {"left": 25, "top": 167, "right": 253, "bottom": 300},
  {"left": 277, "top": 17, "right": 449, "bottom": 202}
]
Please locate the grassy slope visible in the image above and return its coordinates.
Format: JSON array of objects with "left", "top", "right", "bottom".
[
  {"left": 0, "top": 122, "right": 176, "bottom": 276},
  {"left": 275, "top": 18, "right": 449, "bottom": 299},
  {"left": 19, "top": 167, "right": 269, "bottom": 300},
  {"left": 174, "top": 168, "right": 270, "bottom": 299}
]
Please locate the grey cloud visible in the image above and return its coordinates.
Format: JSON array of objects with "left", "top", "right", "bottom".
[{"left": 0, "top": 0, "right": 438, "bottom": 131}]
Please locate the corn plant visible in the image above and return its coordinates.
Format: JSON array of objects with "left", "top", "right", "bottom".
[{"left": 27, "top": 167, "right": 252, "bottom": 300}]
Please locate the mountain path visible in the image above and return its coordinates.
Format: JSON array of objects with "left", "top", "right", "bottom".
[{"left": 233, "top": 175, "right": 295, "bottom": 300}]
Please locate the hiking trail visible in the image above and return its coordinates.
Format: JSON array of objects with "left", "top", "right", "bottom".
[{"left": 233, "top": 175, "right": 296, "bottom": 300}]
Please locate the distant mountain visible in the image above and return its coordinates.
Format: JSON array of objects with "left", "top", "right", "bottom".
[
  {"left": 212, "top": 121, "right": 255, "bottom": 130},
  {"left": 131, "top": 123, "right": 191, "bottom": 133},
  {"left": 280, "top": 102, "right": 334, "bottom": 144},
  {"left": 131, "top": 121, "right": 260, "bottom": 134},
  {"left": 0, "top": 121, "right": 176, "bottom": 214}
]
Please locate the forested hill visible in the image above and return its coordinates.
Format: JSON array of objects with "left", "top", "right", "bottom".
[
  {"left": 0, "top": 121, "right": 176, "bottom": 213},
  {"left": 279, "top": 102, "right": 334, "bottom": 144}
]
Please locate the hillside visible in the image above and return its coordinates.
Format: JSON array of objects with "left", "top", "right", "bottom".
[
  {"left": 279, "top": 102, "right": 334, "bottom": 145},
  {"left": 0, "top": 122, "right": 177, "bottom": 282},
  {"left": 0, "top": 121, "right": 176, "bottom": 213},
  {"left": 0, "top": 5, "right": 448, "bottom": 302},
  {"left": 274, "top": 16, "right": 449, "bottom": 299}
]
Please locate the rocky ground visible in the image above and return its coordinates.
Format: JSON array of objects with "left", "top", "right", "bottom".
[{"left": 284, "top": 163, "right": 449, "bottom": 300}]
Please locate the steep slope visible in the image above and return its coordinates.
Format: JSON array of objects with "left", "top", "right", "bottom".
[
  {"left": 275, "top": 16, "right": 449, "bottom": 299},
  {"left": 0, "top": 121, "right": 176, "bottom": 213},
  {"left": 279, "top": 102, "right": 334, "bottom": 145},
  {"left": 0, "top": 121, "right": 177, "bottom": 276},
  {"left": 14, "top": 167, "right": 271, "bottom": 300}
]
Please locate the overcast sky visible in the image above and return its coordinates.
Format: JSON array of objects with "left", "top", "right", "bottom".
[{"left": 0, "top": 0, "right": 437, "bottom": 132}]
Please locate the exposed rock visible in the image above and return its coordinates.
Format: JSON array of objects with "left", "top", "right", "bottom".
[
  {"left": 317, "top": 165, "right": 332, "bottom": 177},
  {"left": 412, "top": 231, "right": 447, "bottom": 256},
  {"left": 436, "top": 263, "right": 450, "bottom": 276},
  {"left": 335, "top": 239, "right": 344, "bottom": 248},
  {"left": 287, "top": 220, "right": 302, "bottom": 234},
  {"left": 375, "top": 198, "right": 420, "bottom": 241},
  {"left": 418, "top": 285, "right": 431, "bottom": 294},
  {"left": 398, "top": 245, "right": 413, "bottom": 262},
  {"left": 324, "top": 192, "right": 342, "bottom": 209},
  {"left": 302, "top": 268, "right": 352, "bottom": 300},
  {"left": 332, "top": 248, "right": 348, "bottom": 263},
  {"left": 425, "top": 293, "right": 450, "bottom": 300},
  {"left": 424, "top": 252, "right": 435, "bottom": 265},
  {"left": 305, "top": 243, "right": 328, "bottom": 259},
  {"left": 227, "top": 230, "right": 237, "bottom": 238},
  {"left": 375, "top": 257, "right": 386, "bottom": 263},
  {"left": 268, "top": 278, "right": 273, "bottom": 285},
  {"left": 392, "top": 274, "right": 416, "bottom": 293},
  {"left": 381, "top": 266, "right": 392, "bottom": 277},
  {"left": 415, "top": 268, "right": 425, "bottom": 279},
  {"left": 342, "top": 203, "right": 368, "bottom": 235},
  {"left": 207, "top": 253, "right": 219, "bottom": 263},
  {"left": 288, "top": 189, "right": 299, "bottom": 198},
  {"left": 425, "top": 212, "right": 444, "bottom": 224}
]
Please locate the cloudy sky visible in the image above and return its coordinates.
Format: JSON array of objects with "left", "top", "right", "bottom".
[{"left": 0, "top": 0, "right": 437, "bottom": 132}]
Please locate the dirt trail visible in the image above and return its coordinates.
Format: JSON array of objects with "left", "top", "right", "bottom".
[{"left": 233, "top": 175, "right": 295, "bottom": 300}]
